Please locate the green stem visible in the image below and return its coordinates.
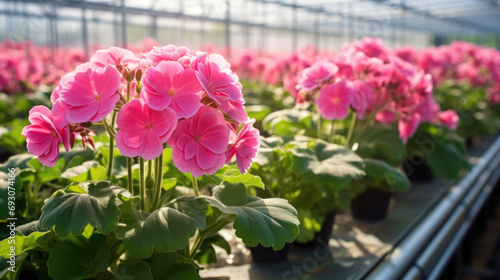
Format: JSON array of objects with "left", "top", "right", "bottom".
[
  {"left": 189, "top": 231, "right": 204, "bottom": 258},
  {"left": 105, "top": 114, "right": 117, "bottom": 179},
  {"left": 345, "top": 113, "right": 357, "bottom": 148},
  {"left": 328, "top": 121, "right": 336, "bottom": 143},
  {"left": 102, "top": 118, "right": 115, "bottom": 137},
  {"left": 127, "top": 158, "right": 133, "bottom": 195},
  {"left": 153, "top": 154, "right": 163, "bottom": 209},
  {"left": 139, "top": 157, "right": 147, "bottom": 211},
  {"left": 317, "top": 113, "right": 323, "bottom": 139},
  {"left": 192, "top": 176, "right": 200, "bottom": 197},
  {"left": 147, "top": 160, "right": 153, "bottom": 181}
]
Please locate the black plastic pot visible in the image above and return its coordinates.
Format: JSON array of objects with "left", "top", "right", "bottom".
[
  {"left": 402, "top": 156, "right": 434, "bottom": 183},
  {"left": 249, "top": 243, "right": 290, "bottom": 263},
  {"left": 294, "top": 210, "right": 336, "bottom": 249},
  {"left": 351, "top": 188, "right": 392, "bottom": 222}
]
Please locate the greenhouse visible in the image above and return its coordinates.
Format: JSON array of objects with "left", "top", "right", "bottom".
[{"left": 1, "top": 0, "right": 500, "bottom": 279}]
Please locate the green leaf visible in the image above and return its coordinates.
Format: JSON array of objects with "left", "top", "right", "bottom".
[
  {"left": 145, "top": 252, "right": 200, "bottom": 280},
  {"left": 204, "top": 182, "right": 299, "bottom": 250},
  {"left": 222, "top": 173, "right": 265, "bottom": 189},
  {"left": 291, "top": 139, "right": 365, "bottom": 182},
  {"left": 117, "top": 259, "right": 153, "bottom": 280},
  {"left": 115, "top": 196, "right": 207, "bottom": 258},
  {"left": 363, "top": 158, "right": 410, "bottom": 192},
  {"left": 356, "top": 124, "right": 407, "bottom": 166},
  {"left": 194, "top": 234, "right": 230, "bottom": 265},
  {"left": 47, "top": 233, "right": 110, "bottom": 280},
  {"left": 426, "top": 140, "right": 470, "bottom": 180},
  {"left": 253, "top": 136, "right": 285, "bottom": 167},
  {"left": 262, "top": 109, "right": 315, "bottom": 137},
  {"left": 0, "top": 154, "right": 34, "bottom": 172},
  {"left": 0, "top": 231, "right": 54, "bottom": 258},
  {"left": 295, "top": 208, "right": 323, "bottom": 243},
  {"left": 39, "top": 181, "right": 129, "bottom": 237},
  {"left": 60, "top": 161, "right": 107, "bottom": 182}
]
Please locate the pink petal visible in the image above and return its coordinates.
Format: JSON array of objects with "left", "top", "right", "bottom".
[
  {"left": 199, "top": 125, "right": 230, "bottom": 154},
  {"left": 184, "top": 141, "right": 197, "bottom": 160},
  {"left": 196, "top": 145, "right": 218, "bottom": 169},
  {"left": 139, "top": 132, "right": 163, "bottom": 160},
  {"left": 66, "top": 102, "right": 99, "bottom": 123},
  {"left": 115, "top": 130, "right": 140, "bottom": 158}
]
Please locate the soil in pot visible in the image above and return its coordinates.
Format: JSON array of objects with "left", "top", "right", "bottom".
[
  {"left": 294, "top": 210, "right": 336, "bottom": 250},
  {"left": 249, "top": 243, "right": 290, "bottom": 264},
  {"left": 351, "top": 188, "right": 392, "bottom": 222},
  {"left": 402, "top": 155, "right": 433, "bottom": 183}
]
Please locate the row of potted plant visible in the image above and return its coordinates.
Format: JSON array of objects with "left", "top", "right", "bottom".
[{"left": 1, "top": 37, "right": 500, "bottom": 278}]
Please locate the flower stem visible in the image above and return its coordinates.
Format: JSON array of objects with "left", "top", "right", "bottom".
[
  {"left": 189, "top": 231, "right": 204, "bottom": 259},
  {"left": 317, "top": 113, "right": 323, "bottom": 139},
  {"left": 152, "top": 154, "right": 163, "bottom": 210},
  {"left": 345, "top": 113, "right": 357, "bottom": 148},
  {"left": 139, "top": 157, "right": 147, "bottom": 211},
  {"left": 127, "top": 158, "right": 133, "bottom": 195},
  {"left": 106, "top": 112, "right": 117, "bottom": 179},
  {"left": 147, "top": 160, "right": 153, "bottom": 181},
  {"left": 192, "top": 176, "right": 200, "bottom": 197},
  {"left": 328, "top": 121, "right": 336, "bottom": 143}
]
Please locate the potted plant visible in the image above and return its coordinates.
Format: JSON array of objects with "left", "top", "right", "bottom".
[
  {"left": 249, "top": 135, "right": 364, "bottom": 252},
  {"left": 404, "top": 123, "right": 470, "bottom": 182},
  {"left": 1, "top": 45, "right": 300, "bottom": 279}
]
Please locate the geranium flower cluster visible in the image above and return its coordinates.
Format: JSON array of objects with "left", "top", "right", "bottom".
[
  {"left": 0, "top": 39, "right": 85, "bottom": 95},
  {"left": 23, "top": 45, "right": 259, "bottom": 177},
  {"left": 396, "top": 41, "right": 500, "bottom": 105},
  {"left": 296, "top": 37, "right": 459, "bottom": 143}
]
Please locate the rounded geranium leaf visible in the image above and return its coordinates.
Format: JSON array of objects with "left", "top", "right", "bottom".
[
  {"left": 117, "top": 260, "right": 153, "bottom": 280},
  {"left": 47, "top": 234, "right": 110, "bottom": 280},
  {"left": 39, "top": 181, "right": 129, "bottom": 237},
  {"left": 115, "top": 196, "right": 207, "bottom": 258},
  {"left": 203, "top": 181, "right": 299, "bottom": 250},
  {"left": 290, "top": 139, "right": 365, "bottom": 182}
]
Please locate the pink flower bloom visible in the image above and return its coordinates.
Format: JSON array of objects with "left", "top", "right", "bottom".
[
  {"left": 144, "top": 45, "right": 192, "bottom": 68},
  {"left": 90, "top": 47, "right": 139, "bottom": 69},
  {"left": 375, "top": 111, "right": 396, "bottom": 123},
  {"left": 437, "top": 110, "right": 459, "bottom": 130},
  {"left": 195, "top": 55, "right": 248, "bottom": 123},
  {"left": 22, "top": 106, "right": 70, "bottom": 167},
  {"left": 398, "top": 113, "right": 421, "bottom": 143},
  {"left": 351, "top": 80, "right": 374, "bottom": 119},
  {"left": 225, "top": 120, "right": 260, "bottom": 174},
  {"left": 115, "top": 98, "right": 178, "bottom": 160},
  {"left": 58, "top": 65, "right": 121, "bottom": 123},
  {"left": 296, "top": 61, "right": 338, "bottom": 92},
  {"left": 316, "top": 80, "right": 354, "bottom": 120},
  {"left": 141, "top": 61, "right": 202, "bottom": 118},
  {"left": 167, "top": 105, "right": 230, "bottom": 177}
]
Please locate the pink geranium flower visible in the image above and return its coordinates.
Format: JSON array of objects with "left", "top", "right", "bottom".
[
  {"left": 90, "top": 47, "right": 139, "bottom": 69},
  {"left": 296, "top": 62, "right": 338, "bottom": 92},
  {"left": 195, "top": 55, "right": 248, "bottom": 123},
  {"left": 437, "top": 110, "right": 459, "bottom": 130},
  {"left": 167, "top": 105, "right": 230, "bottom": 177},
  {"left": 115, "top": 98, "right": 178, "bottom": 160},
  {"left": 225, "top": 120, "right": 260, "bottom": 174},
  {"left": 144, "top": 45, "right": 192, "bottom": 68},
  {"left": 58, "top": 65, "right": 121, "bottom": 123},
  {"left": 141, "top": 61, "right": 202, "bottom": 118},
  {"left": 22, "top": 106, "right": 70, "bottom": 167},
  {"left": 316, "top": 80, "right": 354, "bottom": 120}
]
